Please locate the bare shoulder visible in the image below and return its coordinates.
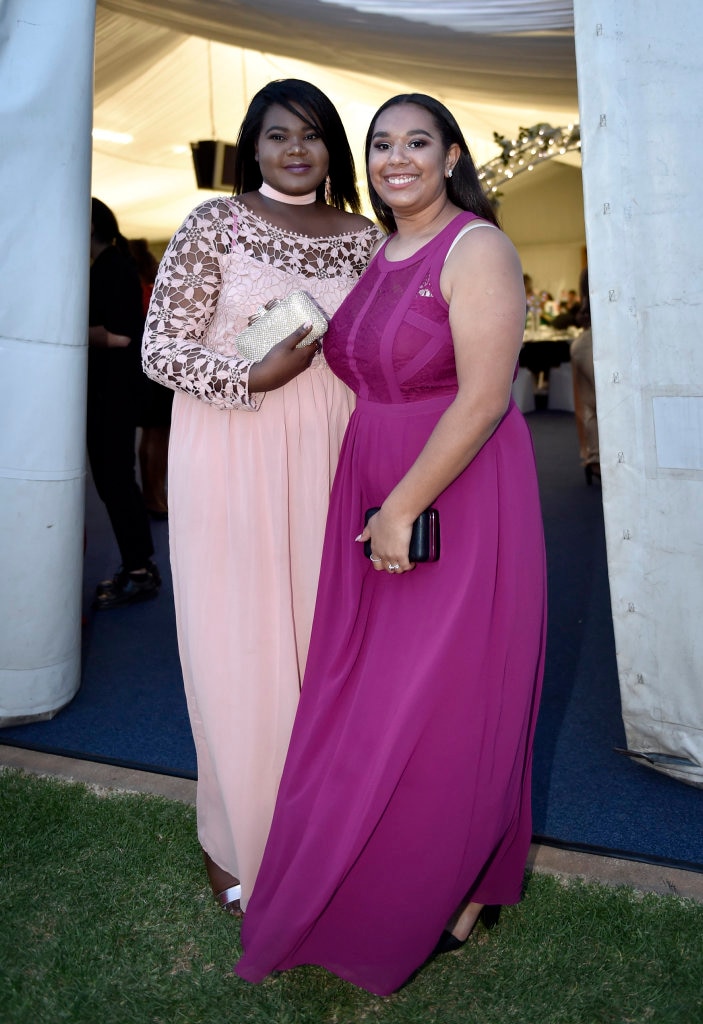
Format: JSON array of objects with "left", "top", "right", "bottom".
[
  {"left": 451, "top": 221, "right": 518, "bottom": 263},
  {"left": 445, "top": 222, "right": 520, "bottom": 280},
  {"left": 441, "top": 221, "right": 523, "bottom": 305}
]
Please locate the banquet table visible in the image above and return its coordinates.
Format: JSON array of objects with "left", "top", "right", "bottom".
[{"left": 519, "top": 325, "right": 578, "bottom": 375}]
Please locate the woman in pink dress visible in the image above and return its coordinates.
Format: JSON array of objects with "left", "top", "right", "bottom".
[
  {"left": 142, "top": 80, "right": 382, "bottom": 914},
  {"left": 236, "top": 94, "right": 547, "bottom": 995}
]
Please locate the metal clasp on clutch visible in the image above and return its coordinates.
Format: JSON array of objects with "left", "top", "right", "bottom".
[{"left": 248, "top": 298, "right": 279, "bottom": 326}]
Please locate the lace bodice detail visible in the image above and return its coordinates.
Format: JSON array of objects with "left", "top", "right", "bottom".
[
  {"left": 325, "top": 213, "right": 482, "bottom": 404},
  {"left": 142, "top": 196, "right": 383, "bottom": 410}
]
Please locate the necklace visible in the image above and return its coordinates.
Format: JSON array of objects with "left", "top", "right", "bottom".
[{"left": 259, "top": 182, "right": 317, "bottom": 205}]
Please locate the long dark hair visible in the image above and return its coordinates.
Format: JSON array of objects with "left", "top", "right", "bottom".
[
  {"left": 364, "top": 93, "right": 499, "bottom": 233},
  {"left": 91, "top": 197, "right": 132, "bottom": 259},
  {"left": 233, "top": 79, "right": 361, "bottom": 213}
]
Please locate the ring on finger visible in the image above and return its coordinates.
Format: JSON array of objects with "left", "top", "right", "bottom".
[{"left": 370, "top": 555, "right": 382, "bottom": 563}]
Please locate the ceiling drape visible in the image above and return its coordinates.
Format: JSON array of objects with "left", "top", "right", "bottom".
[{"left": 93, "top": 0, "right": 579, "bottom": 238}]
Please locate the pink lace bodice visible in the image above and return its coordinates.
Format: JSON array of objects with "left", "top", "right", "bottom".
[{"left": 142, "top": 196, "right": 383, "bottom": 410}]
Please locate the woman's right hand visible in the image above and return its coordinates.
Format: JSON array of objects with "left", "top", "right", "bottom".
[{"left": 247, "top": 323, "right": 318, "bottom": 393}]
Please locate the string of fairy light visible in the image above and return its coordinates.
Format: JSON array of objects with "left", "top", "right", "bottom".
[{"left": 478, "top": 123, "right": 581, "bottom": 194}]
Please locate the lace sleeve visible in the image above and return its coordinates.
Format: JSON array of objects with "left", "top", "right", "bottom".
[{"left": 142, "top": 198, "right": 258, "bottom": 411}]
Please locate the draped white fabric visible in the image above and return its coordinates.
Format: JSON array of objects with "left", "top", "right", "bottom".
[
  {"left": 575, "top": 0, "right": 703, "bottom": 785},
  {"left": 0, "top": 0, "right": 94, "bottom": 721},
  {"left": 97, "top": 0, "right": 577, "bottom": 104},
  {"left": 94, "top": 0, "right": 579, "bottom": 237},
  {"left": 315, "top": 0, "right": 574, "bottom": 33}
]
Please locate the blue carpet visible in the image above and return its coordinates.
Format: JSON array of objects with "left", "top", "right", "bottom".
[
  {"left": 2, "top": 412, "right": 702, "bottom": 870},
  {"left": 528, "top": 412, "right": 702, "bottom": 871}
]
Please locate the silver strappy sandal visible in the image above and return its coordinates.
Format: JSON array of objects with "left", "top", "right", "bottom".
[{"left": 216, "top": 883, "right": 242, "bottom": 916}]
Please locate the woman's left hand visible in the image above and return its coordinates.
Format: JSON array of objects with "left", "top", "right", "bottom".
[{"left": 357, "top": 508, "right": 416, "bottom": 575}]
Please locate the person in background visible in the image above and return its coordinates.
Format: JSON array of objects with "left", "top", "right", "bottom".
[
  {"left": 539, "top": 290, "right": 558, "bottom": 323},
  {"left": 236, "top": 92, "right": 546, "bottom": 996},
  {"left": 129, "top": 238, "right": 159, "bottom": 313},
  {"left": 523, "top": 272, "right": 541, "bottom": 329},
  {"left": 130, "top": 238, "right": 172, "bottom": 520},
  {"left": 88, "top": 199, "right": 159, "bottom": 609},
  {"left": 142, "top": 79, "right": 382, "bottom": 916},
  {"left": 552, "top": 285, "right": 582, "bottom": 330},
  {"left": 570, "top": 267, "right": 599, "bottom": 483}
]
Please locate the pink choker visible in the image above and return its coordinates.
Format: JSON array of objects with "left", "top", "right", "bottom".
[{"left": 259, "top": 182, "right": 317, "bottom": 205}]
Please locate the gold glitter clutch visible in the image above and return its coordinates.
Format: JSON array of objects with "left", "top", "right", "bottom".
[{"left": 235, "top": 290, "right": 329, "bottom": 361}]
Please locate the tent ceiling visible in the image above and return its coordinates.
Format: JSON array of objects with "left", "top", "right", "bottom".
[{"left": 94, "top": 0, "right": 580, "bottom": 239}]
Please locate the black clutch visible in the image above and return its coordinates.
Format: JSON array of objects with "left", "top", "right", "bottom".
[{"left": 363, "top": 507, "right": 440, "bottom": 563}]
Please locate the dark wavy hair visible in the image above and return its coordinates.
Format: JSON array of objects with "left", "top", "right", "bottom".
[
  {"left": 364, "top": 93, "right": 499, "bottom": 233},
  {"left": 232, "top": 79, "right": 362, "bottom": 213},
  {"left": 91, "top": 197, "right": 132, "bottom": 259}
]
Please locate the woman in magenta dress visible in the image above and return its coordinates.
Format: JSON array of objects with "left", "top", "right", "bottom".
[{"left": 236, "top": 94, "right": 547, "bottom": 996}]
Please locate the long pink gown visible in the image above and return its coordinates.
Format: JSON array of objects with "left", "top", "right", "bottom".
[
  {"left": 142, "top": 197, "right": 382, "bottom": 909},
  {"left": 236, "top": 212, "right": 547, "bottom": 994}
]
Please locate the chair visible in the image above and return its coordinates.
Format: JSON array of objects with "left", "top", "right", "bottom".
[
  {"left": 511, "top": 366, "right": 536, "bottom": 413},
  {"left": 547, "top": 362, "right": 575, "bottom": 412}
]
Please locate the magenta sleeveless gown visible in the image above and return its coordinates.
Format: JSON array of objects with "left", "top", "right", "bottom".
[{"left": 236, "top": 213, "right": 547, "bottom": 995}]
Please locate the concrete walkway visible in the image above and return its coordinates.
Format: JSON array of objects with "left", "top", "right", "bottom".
[{"left": 3, "top": 743, "right": 703, "bottom": 903}]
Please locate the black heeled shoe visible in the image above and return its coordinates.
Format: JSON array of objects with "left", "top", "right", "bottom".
[
  {"left": 478, "top": 903, "right": 502, "bottom": 929},
  {"left": 431, "top": 904, "right": 502, "bottom": 957}
]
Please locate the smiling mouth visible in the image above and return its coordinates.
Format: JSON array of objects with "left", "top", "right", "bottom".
[
  {"left": 385, "top": 175, "right": 419, "bottom": 185},
  {"left": 286, "top": 164, "right": 312, "bottom": 172}
]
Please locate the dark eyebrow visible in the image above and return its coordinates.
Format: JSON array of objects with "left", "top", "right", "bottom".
[
  {"left": 264, "top": 123, "right": 317, "bottom": 134},
  {"left": 371, "top": 128, "right": 434, "bottom": 140}
]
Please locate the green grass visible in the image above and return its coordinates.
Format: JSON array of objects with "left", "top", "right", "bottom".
[{"left": 1, "top": 767, "right": 702, "bottom": 1024}]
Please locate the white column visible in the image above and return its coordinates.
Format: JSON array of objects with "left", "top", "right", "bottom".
[
  {"left": 0, "top": 0, "right": 95, "bottom": 723},
  {"left": 574, "top": 0, "right": 703, "bottom": 784}
]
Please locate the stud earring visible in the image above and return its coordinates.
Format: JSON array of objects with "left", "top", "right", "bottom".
[{"left": 447, "top": 167, "right": 453, "bottom": 178}]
